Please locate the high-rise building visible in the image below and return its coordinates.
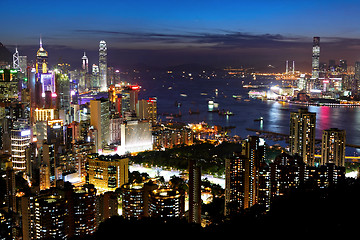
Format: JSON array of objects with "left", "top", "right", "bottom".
[
  {"left": 312, "top": 37, "right": 320, "bottom": 79},
  {"left": 270, "top": 152, "right": 305, "bottom": 199},
  {"left": 99, "top": 40, "right": 107, "bottom": 91},
  {"left": 87, "top": 153, "right": 129, "bottom": 192},
  {"left": 90, "top": 98, "right": 110, "bottom": 152},
  {"left": 136, "top": 97, "right": 157, "bottom": 125},
  {"left": 188, "top": 159, "right": 201, "bottom": 224},
  {"left": 321, "top": 128, "right": 346, "bottom": 167},
  {"left": 35, "top": 37, "right": 48, "bottom": 78},
  {"left": 148, "top": 188, "right": 185, "bottom": 219},
  {"left": 120, "top": 182, "right": 158, "bottom": 220},
  {"left": 289, "top": 108, "right": 316, "bottom": 166},
  {"left": 121, "top": 85, "right": 140, "bottom": 117},
  {"left": 96, "top": 191, "right": 118, "bottom": 226},
  {"left": 224, "top": 137, "right": 269, "bottom": 216},
  {"left": 5, "top": 159, "right": 16, "bottom": 213},
  {"left": 11, "top": 120, "right": 31, "bottom": 172},
  {"left": 82, "top": 52, "right": 89, "bottom": 73},
  {"left": 92, "top": 64, "right": 100, "bottom": 89},
  {"left": 116, "top": 120, "right": 153, "bottom": 155}
]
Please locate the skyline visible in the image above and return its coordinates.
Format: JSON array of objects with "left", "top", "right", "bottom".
[{"left": 2, "top": 0, "right": 360, "bottom": 70}]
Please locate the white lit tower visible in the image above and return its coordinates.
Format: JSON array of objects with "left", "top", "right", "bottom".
[
  {"left": 82, "top": 52, "right": 89, "bottom": 73},
  {"left": 312, "top": 37, "right": 320, "bottom": 79},
  {"left": 13, "top": 47, "right": 20, "bottom": 70},
  {"left": 99, "top": 40, "right": 107, "bottom": 91}
]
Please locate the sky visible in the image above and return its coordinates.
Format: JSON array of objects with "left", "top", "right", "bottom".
[{"left": 2, "top": 0, "right": 360, "bottom": 71}]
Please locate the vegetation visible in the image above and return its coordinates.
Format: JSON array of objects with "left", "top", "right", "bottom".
[{"left": 131, "top": 141, "right": 242, "bottom": 177}]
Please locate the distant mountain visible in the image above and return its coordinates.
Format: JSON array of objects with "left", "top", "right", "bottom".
[{"left": 0, "top": 42, "right": 12, "bottom": 66}]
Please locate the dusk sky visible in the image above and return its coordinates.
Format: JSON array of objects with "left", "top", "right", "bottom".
[{"left": 2, "top": 0, "right": 360, "bottom": 71}]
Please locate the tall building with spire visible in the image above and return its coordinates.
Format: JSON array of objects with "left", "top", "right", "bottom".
[
  {"left": 36, "top": 37, "right": 48, "bottom": 77},
  {"left": 312, "top": 37, "right": 320, "bottom": 79},
  {"left": 82, "top": 52, "right": 89, "bottom": 73},
  {"left": 99, "top": 40, "right": 107, "bottom": 91}
]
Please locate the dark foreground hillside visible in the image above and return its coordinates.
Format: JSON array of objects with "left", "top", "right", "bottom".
[{"left": 74, "top": 178, "right": 360, "bottom": 239}]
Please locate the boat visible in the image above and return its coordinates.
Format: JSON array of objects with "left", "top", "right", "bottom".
[
  {"left": 254, "top": 117, "right": 263, "bottom": 121},
  {"left": 189, "top": 109, "right": 200, "bottom": 114},
  {"left": 232, "top": 95, "right": 242, "bottom": 100},
  {"left": 219, "top": 110, "right": 234, "bottom": 116},
  {"left": 180, "top": 93, "right": 187, "bottom": 97}
]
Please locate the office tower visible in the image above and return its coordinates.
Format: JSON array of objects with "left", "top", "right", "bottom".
[
  {"left": 87, "top": 154, "right": 129, "bottom": 192},
  {"left": 321, "top": 128, "right": 346, "bottom": 167},
  {"left": 11, "top": 120, "right": 31, "bottom": 172},
  {"left": 188, "top": 159, "right": 201, "bottom": 224},
  {"left": 121, "top": 85, "right": 140, "bottom": 117},
  {"left": 90, "top": 98, "right": 110, "bottom": 152},
  {"left": 109, "top": 117, "right": 122, "bottom": 145},
  {"left": 149, "top": 188, "right": 185, "bottom": 219},
  {"left": 82, "top": 52, "right": 89, "bottom": 73},
  {"left": 270, "top": 152, "right": 305, "bottom": 199},
  {"left": 289, "top": 108, "right": 316, "bottom": 166},
  {"left": 116, "top": 120, "right": 153, "bottom": 155},
  {"left": 19, "top": 56, "right": 27, "bottom": 74},
  {"left": 13, "top": 47, "right": 19, "bottom": 70},
  {"left": 56, "top": 73, "right": 71, "bottom": 123},
  {"left": 312, "top": 37, "right": 320, "bottom": 79},
  {"left": 39, "top": 163, "right": 51, "bottom": 191},
  {"left": 5, "top": 160, "right": 16, "bottom": 213},
  {"left": 99, "top": 40, "right": 107, "bottom": 91},
  {"left": 92, "top": 64, "right": 100, "bottom": 89},
  {"left": 35, "top": 37, "right": 48, "bottom": 77},
  {"left": 136, "top": 97, "right": 157, "bottom": 125}
]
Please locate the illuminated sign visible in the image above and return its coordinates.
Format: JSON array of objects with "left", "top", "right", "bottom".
[{"left": 21, "top": 130, "right": 31, "bottom": 137}]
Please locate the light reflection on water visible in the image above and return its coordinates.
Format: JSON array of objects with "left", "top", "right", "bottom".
[{"left": 137, "top": 75, "right": 360, "bottom": 155}]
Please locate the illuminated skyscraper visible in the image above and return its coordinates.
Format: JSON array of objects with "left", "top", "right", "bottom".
[
  {"left": 188, "top": 159, "right": 201, "bottom": 224},
  {"left": 36, "top": 37, "right": 48, "bottom": 77},
  {"left": 224, "top": 136, "right": 269, "bottom": 216},
  {"left": 90, "top": 98, "right": 110, "bottom": 152},
  {"left": 82, "top": 52, "right": 89, "bottom": 73},
  {"left": 312, "top": 37, "right": 320, "bottom": 79},
  {"left": 289, "top": 108, "right": 316, "bottom": 166},
  {"left": 99, "top": 40, "right": 107, "bottom": 91},
  {"left": 11, "top": 120, "right": 31, "bottom": 172},
  {"left": 321, "top": 128, "right": 346, "bottom": 167}
]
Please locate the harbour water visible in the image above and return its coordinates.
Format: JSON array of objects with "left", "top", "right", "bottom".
[{"left": 137, "top": 73, "right": 360, "bottom": 156}]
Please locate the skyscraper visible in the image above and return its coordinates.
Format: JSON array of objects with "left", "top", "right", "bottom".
[
  {"left": 82, "top": 52, "right": 89, "bottom": 73},
  {"left": 188, "top": 159, "right": 201, "bottom": 224},
  {"left": 321, "top": 128, "right": 346, "bottom": 167},
  {"left": 312, "top": 37, "right": 320, "bottom": 79},
  {"left": 36, "top": 37, "right": 48, "bottom": 77},
  {"left": 224, "top": 136, "right": 269, "bottom": 216},
  {"left": 90, "top": 98, "right": 110, "bottom": 152},
  {"left": 289, "top": 108, "right": 316, "bottom": 166},
  {"left": 99, "top": 40, "right": 107, "bottom": 92}
]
